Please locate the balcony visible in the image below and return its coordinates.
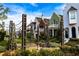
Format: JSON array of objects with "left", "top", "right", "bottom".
[
  {"left": 49, "top": 24, "right": 59, "bottom": 29},
  {"left": 39, "top": 28, "right": 44, "bottom": 32}
]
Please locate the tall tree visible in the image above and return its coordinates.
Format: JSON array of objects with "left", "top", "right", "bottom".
[{"left": 0, "top": 4, "right": 9, "bottom": 31}]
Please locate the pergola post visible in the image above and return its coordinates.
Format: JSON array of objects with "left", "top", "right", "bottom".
[{"left": 22, "top": 14, "right": 27, "bottom": 51}]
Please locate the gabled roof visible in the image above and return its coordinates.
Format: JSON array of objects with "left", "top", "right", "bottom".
[
  {"left": 68, "top": 6, "right": 77, "bottom": 11},
  {"left": 64, "top": 3, "right": 79, "bottom": 12},
  {"left": 35, "top": 17, "right": 49, "bottom": 26},
  {"left": 49, "top": 12, "right": 63, "bottom": 25}
]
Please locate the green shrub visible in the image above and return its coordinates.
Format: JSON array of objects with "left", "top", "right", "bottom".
[
  {"left": 38, "top": 49, "right": 52, "bottom": 56},
  {"left": 66, "top": 41, "right": 77, "bottom": 46},
  {"left": 16, "top": 49, "right": 38, "bottom": 56},
  {"left": 15, "top": 47, "right": 79, "bottom": 56},
  {"left": 2, "top": 46, "right": 79, "bottom": 56},
  {"left": 39, "top": 42, "right": 46, "bottom": 47},
  {"left": 0, "top": 40, "right": 8, "bottom": 46},
  {"left": 48, "top": 42, "right": 60, "bottom": 47},
  {"left": 0, "top": 46, "right": 6, "bottom": 52},
  {"left": 15, "top": 48, "right": 64, "bottom": 56},
  {"left": 61, "top": 46, "right": 79, "bottom": 56},
  {"left": 0, "top": 31, "right": 6, "bottom": 41},
  {"left": 21, "top": 50, "right": 31, "bottom": 56},
  {"left": 15, "top": 49, "right": 21, "bottom": 56},
  {"left": 16, "top": 38, "right": 21, "bottom": 44},
  {"left": 30, "top": 49, "right": 38, "bottom": 56},
  {"left": 38, "top": 49, "right": 63, "bottom": 56},
  {"left": 39, "top": 32, "right": 47, "bottom": 41},
  {"left": 51, "top": 49, "right": 64, "bottom": 56},
  {"left": 16, "top": 49, "right": 31, "bottom": 56},
  {"left": 62, "top": 46, "right": 75, "bottom": 53},
  {"left": 49, "top": 38, "right": 60, "bottom": 43},
  {"left": 27, "top": 32, "right": 31, "bottom": 38}
]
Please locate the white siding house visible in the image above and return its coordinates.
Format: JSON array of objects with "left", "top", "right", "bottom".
[{"left": 64, "top": 3, "right": 79, "bottom": 43}]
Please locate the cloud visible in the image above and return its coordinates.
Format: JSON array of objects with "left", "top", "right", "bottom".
[
  {"left": 55, "top": 4, "right": 66, "bottom": 10},
  {"left": 3, "top": 4, "right": 42, "bottom": 31},
  {"left": 3, "top": 4, "right": 26, "bottom": 31},
  {"left": 4, "top": 11, "right": 50, "bottom": 31},
  {"left": 30, "top": 3, "right": 38, "bottom": 7},
  {"left": 6, "top": 4, "right": 26, "bottom": 15},
  {"left": 53, "top": 4, "right": 66, "bottom": 15},
  {"left": 3, "top": 3, "right": 65, "bottom": 31}
]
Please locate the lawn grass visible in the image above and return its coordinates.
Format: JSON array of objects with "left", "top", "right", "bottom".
[
  {"left": 1, "top": 38, "right": 79, "bottom": 56},
  {"left": 0, "top": 40, "right": 8, "bottom": 47},
  {"left": 16, "top": 38, "right": 31, "bottom": 44},
  {"left": 0, "top": 40, "right": 8, "bottom": 52},
  {"left": 16, "top": 38, "right": 22, "bottom": 44}
]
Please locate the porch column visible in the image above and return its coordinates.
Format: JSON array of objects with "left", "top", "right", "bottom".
[
  {"left": 76, "top": 26, "right": 79, "bottom": 38},
  {"left": 52, "top": 28, "right": 54, "bottom": 37},
  {"left": 69, "top": 27, "right": 72, "bottom": 38}
]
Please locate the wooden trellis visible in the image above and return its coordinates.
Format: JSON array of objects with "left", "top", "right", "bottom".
[{"left": 7, "top": 21, "right": 16, "bottom": 50}]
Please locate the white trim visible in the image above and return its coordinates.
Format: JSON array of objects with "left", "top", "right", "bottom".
[{"left": 69, "top": 10, "right": 77, "bottom": 24}]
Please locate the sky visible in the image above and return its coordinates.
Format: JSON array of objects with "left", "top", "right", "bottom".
[{"left": 1, "top": 3, "right": 66, "bottom": 31}]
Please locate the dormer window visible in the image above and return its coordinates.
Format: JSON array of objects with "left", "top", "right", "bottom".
[
  {"left": 68, "top": 6, "right": 77, "bottom": 24},
  {"left": 69, "top": 10, "right": 76, "bottom": 20},
  {"left": 70, "top": 11, "right": 75, "bottom": 19}
]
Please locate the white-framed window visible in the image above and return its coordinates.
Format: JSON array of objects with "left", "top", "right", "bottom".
[
  {"left": 69, "top": 10, "right": 77, "bottom": 24},
  {"left": 69, "top": 11, "right": 76, "bottom": 20},
  {"left": 70, "top": 11, "right": 75, "bottom": 19}
]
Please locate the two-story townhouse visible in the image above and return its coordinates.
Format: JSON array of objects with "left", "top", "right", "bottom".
[
  {"left": 29, "top": 17, "right": 49, "bottom": 39},
  {"left": 49, "top": 12, "right": 63, "bottom": 38}
]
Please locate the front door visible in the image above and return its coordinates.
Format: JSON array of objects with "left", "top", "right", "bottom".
[{"left": 72, "top": 27, "right": 76, "bottom": 38}]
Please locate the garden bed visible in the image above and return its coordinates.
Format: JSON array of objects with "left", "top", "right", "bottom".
[{"left": 1, "top": 46, "right": 79, "bottom": 56}]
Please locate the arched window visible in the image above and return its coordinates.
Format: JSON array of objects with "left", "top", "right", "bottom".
[{"left": 71, "top": 27, "right": 76, "bottom": 38}]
